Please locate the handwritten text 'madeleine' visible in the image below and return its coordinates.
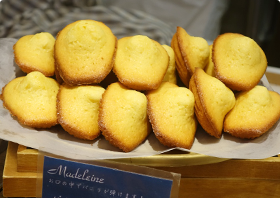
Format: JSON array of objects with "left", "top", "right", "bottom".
[{"left": 47, "top": 165, "right": 105, "bottom": 184}]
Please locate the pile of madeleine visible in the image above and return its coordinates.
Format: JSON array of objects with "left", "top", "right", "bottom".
[{"left": 1, "top": 19, "right": 280, "bottom": 152}]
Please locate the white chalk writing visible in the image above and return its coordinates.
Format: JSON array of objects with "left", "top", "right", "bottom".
[
  {"left": 48, "top": 179, "right": 144, "bottom": 197},
  {"left": 47, "top": 165, "right": 105, "bottom": 184}
]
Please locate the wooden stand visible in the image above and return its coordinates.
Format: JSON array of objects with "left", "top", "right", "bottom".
[
  {"left": 3, "top": 142, "right": 280, "bottom": 198},
  {"left": 3, "top": 142, "right": 37, "bottom": 198}
]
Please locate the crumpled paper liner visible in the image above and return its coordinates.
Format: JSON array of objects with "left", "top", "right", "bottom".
[{"left": 0, "top": 38, "right": 280, "bottom": 160}]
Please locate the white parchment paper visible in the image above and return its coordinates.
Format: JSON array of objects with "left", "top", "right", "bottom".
[{"left": 1, "top": 38, "right": 280, "bottom": 160}]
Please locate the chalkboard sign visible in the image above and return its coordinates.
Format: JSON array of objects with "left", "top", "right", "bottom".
[{"left": 42, "top": 156, "right": 173, "bottom": 198}]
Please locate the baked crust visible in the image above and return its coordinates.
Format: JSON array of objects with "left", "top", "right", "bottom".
[
  {"left": 146, "top": 82, "right": 197, "bottom": 149},
  {"left": 189, "top": 74, "right": 218, "bottom": 137},
  {"left": 13, "top": 32, "right": 56, "bottom": 77},
  {"left": 161, "top": 45, "right": 177, "bottom": 84},
  {"left": 171, "top": 26, "right": 209, "bottom": 87},
  {"left": 189, "top": 68, "right": 235, "bottom": 138},
  {"left": 54, "top": 20, "right": 117, "bottom": 85},
  {"left": 1, "top": 72, "right": 59, "bottom": 128},
  {"left": 57, "top": 84, "right": 105, "bottom": 140},
  {"left": 212, "top": 33, "right": 267, "bottom": 91},
  {"left": 113, "top": 35, "right": 169, "bottom": 91},
  {"left": 171, "top": 32, "right": 191, "bottom": 87},
  {"left": 98, "top": 82, "right": 151, "bottom": 152},
  {"left": 224, "top": 86, "right": 280, "bottom": 139}
]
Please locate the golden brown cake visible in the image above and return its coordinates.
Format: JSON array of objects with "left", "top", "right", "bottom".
[
  {"left": 171, "top": 26, "right": 210, "bottom": 87},
  {"left": 54, "top": 20, "right": 117, "bottom": 85},
  {"left": 189, "top": 68, "right": 235, "bottom": 138},
  {"left": 57, "top": 84, "right": 105, "bottom": 140},
  {"left": 204, "top": 45, "right": 215, "bottom": 77},
  {"left": 98, "top": 82, "right": 151, "bottom": 152},
  {"left": 146, "top": 82, "right": 197, "bottom": 149},
  {"left": 224, "top": 85, "right": 280, "bottom": 139},
  {"left": 161, "top": 45, "right": 177, "bottom": 84},
  {"left": 1, "top": 71, "right": 59, "bottom": 128},
  {"left": 113, "top": 35, "right": 169, "bottom": 91},
  {"left": 212, "top": 33, "right": 267, "bottom": 91},
  {"left": 171, "top": 33, "right": 190, "bottom": 87},
  {"left": 13, "top": 32, "right": 56, "bottom": 77}
]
